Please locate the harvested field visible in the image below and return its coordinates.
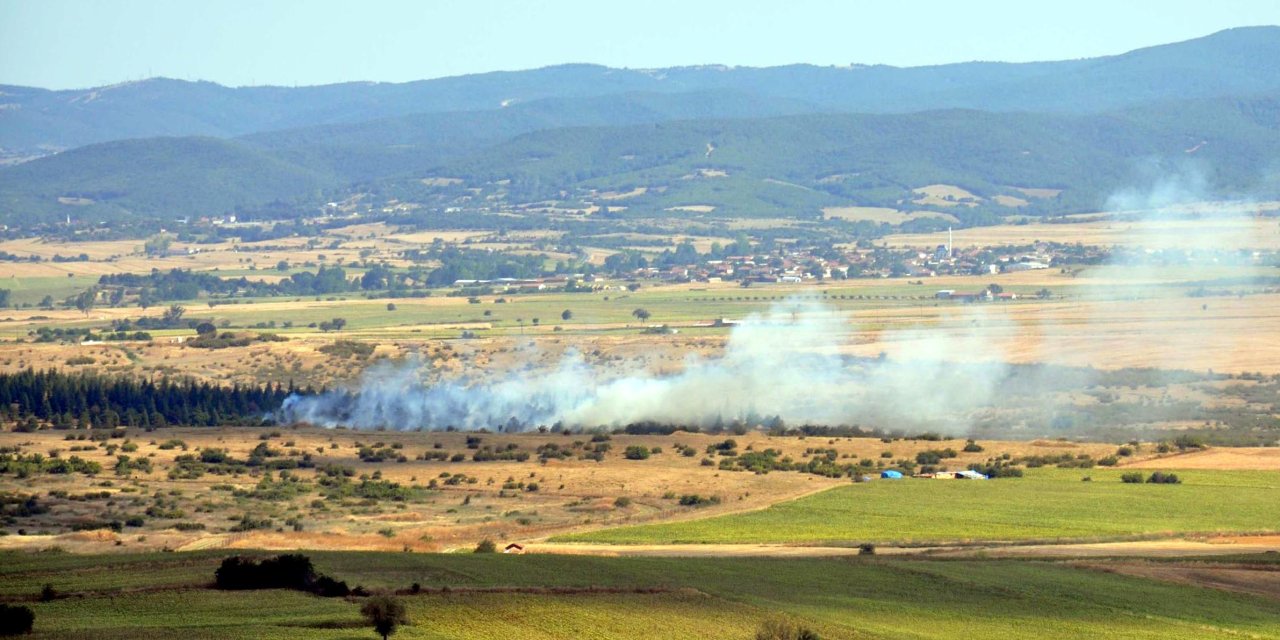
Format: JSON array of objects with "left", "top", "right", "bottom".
[{"left": 886, "top": 210, "right": 1280, "bottom": 250}]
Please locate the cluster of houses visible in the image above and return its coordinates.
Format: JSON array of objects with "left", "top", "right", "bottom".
[{"left": 611, "top": 241, "right": 1092, "bottom": 285}]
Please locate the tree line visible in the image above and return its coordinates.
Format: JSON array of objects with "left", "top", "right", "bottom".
[{"left": 0, "top": 369, "right": 300, "bottom": 429}]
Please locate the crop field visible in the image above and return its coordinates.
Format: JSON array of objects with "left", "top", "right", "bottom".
[
  {"left": 556, "top": 468, "right": 1280, "bottom": 545},
  {"left": 2, "top": 551, "right": 1279, "bottom": 639}
]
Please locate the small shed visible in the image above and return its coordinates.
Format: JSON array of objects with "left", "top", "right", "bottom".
[
  {"left": 956, "top": 470, "right": 988, "bottom": 480},
  {"left": 880, "top": 470, "right": 904, "bottom": 479},
  {"left": 503, "top": 543, "right": 525, "bottom": 554}
]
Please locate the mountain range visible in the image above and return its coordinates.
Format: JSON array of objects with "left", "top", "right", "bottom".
[{"left": 1, "top": 26, "right": 1278, "bottom": 228}]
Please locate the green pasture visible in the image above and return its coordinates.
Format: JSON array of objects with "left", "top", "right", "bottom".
[
  {"left": 3, "top": 550, "right": 1280, "bottom": 639},
  {"left": 555, "top": 468, "right": 1280, "bottom": 545}
]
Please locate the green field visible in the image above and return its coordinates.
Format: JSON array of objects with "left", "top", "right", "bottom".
[
  {"left": 2, "top": 550, "right": 1280, "bottom": 639},
  {"left": 555, "top": 469, "right": 1280, "bottom": 545}
]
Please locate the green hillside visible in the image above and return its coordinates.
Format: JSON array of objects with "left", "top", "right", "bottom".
[
  {"left": 0, "top": 137, "right": 334, "bottom": 225},
  {"left": 3, "top": 94, "right": 1278, "bottom": 227}
]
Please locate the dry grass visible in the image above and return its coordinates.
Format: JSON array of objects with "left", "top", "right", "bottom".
[
  {"left": 992, "top": 194, "right": 1031, "bottom": 207},
  {"left": 1121, "top": 448, "right": 1280, "bottom": 470},
  {"left": 0, "top": 426, "right": 1170, "bottom": 555},
  {"left": 912, "top": 184, "right": 981, "bottom": 207},
  {"left": 886, "top": 213, "right": 1280, "bottom": 250},
  {"left": 1012, "top": 187, "right": 1063, "bottom": 199},
  {"left": 839, "top": 293, "right": 1280, "bottom": 373},
  {"left": 822, "top": 207, "right": 958, "bottom": 224}
]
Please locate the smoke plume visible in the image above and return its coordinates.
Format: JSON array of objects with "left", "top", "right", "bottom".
[{"left": 281, "top": 301, "right": 1007, "bottom": 432}]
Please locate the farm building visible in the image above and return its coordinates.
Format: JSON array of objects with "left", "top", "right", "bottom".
[
  {"left": 880, "top": 470, "right": 904, "bottom": 479},
  {"left": 503, "top": 543, "right": 525, "bottom": 554},
  {"left": 956, "top": 470, "right": 989, "bottom": 480}
]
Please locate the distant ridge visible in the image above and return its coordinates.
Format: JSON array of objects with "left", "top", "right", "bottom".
[{"left": 1, "top": 27, "right": 1277, "bottom": 153}]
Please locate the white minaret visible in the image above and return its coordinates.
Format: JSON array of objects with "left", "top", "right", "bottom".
[{"left": 947, "top": 227, "right": 953, "bottom": 258}]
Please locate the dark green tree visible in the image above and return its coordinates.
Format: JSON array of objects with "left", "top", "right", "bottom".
[{"left": 360, "top": 596, "right": 408, "bottom": 640}]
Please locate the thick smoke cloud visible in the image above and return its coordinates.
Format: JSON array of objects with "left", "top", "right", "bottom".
[
  {"left": 280, "top": 301, "right": 1007, "bottom": 432},
  {"left": 283, "top": 162, "right": 1275, "bottom": 433}
]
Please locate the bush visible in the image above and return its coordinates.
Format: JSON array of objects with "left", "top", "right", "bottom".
[
  {"left": 215, "top": 554, "right": 316, "bottom": 590},
  {"left": 678, "top": 494, "right": 720, "bottom": 507},
  {"left": 623, "top": 445, "right": 651, "bottom": 460},
  {"left": 962, "top": 440, "right": 984, "bottom": 453},
  {"left": 474, "top": 539, "right": 496, "bottom": 553},
  {"left": 0, "top": 604, "right": 34, "bottom": 636},
  {"left": 312, "top": 574, "right": 351, "bottom": 597},
  {"left": 1121, "top": 472, "right": 1145, "bottom": 484},
  {"left": 1146, "top": 471, "right": 1182, "bottom": 484},
  {"left": 613, "top": 496, "right": 632, "bottom": 508},
  {"left": 755, "top": 616, "right": 820, "bottom": 640}
]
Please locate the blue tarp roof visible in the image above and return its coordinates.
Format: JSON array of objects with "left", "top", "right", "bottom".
[{"left": 880, "top": 470, "right": 904, "bottom": 479}]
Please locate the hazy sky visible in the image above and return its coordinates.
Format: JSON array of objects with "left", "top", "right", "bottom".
[{"left": 2, "top": 0, "right": 1278, "bottom": 89}]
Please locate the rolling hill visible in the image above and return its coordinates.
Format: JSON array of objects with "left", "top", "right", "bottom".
[{"left": 3, "top": 94, "right": 1278, "bottom": 226}]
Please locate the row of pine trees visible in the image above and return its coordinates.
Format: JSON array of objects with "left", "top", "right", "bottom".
[{"left": 0, "top": 369, "right": 302, "bottom": 430}]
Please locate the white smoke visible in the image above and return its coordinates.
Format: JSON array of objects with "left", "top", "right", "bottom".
[
  {"left": 281, "top": 300, "right": 1008, "bottom": 432},
  {"left": 283, "top": 162, "right": 1276, "bottom": 434}
]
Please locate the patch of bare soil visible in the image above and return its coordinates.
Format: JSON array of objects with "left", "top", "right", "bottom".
[{"left": 1078, "top": 561, "right": 1280, "bottom": 601}]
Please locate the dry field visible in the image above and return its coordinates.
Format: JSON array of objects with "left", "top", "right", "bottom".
[
  {"left": 840, "top": 293, "right": 1280, "bottom": 374},
  {"left": 886, "top": 208, "right": 1280, "bottom": 250},
  {"left": 822, "top": 206, "right": 957, "bottom": 224},
  {"left": 911, "top": 184, "right": 982, "bottom": 207},
  {"left": 1078, "top": 561, "right": 1280, "bottom": 601}
]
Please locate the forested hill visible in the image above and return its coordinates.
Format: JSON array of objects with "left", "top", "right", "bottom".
[
  {"left": 2, "top": 26, "right": 1277, "bottom": 153},
  {"left": 3, "top": 93, "right": 1278, "bottom": 226}
]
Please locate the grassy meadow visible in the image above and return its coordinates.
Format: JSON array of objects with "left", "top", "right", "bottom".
[
  {"left": 3, "top": 551, "right": 1280, "bottom": 639},
  {"left": 556, "top": 468, "right": 1280, "bottom": 545}
]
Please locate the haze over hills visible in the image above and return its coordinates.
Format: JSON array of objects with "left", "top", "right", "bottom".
[
  {"left": 1, "top": 26, "right": 1278, "bottom": 228},
  {"left": 4, "top": 26, "right": 1279, "bottom": 153}
]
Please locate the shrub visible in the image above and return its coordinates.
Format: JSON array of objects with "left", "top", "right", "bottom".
[
  {"left": 678, "top": 494, "right": 720, "bottom": 507},
  {"left": 613, "top": 496, "right": 632, "bottom": 508},
  {"left": 623, "top": 445, "right": 651, "bottom": 460},
  {"left": 754, "top": 616, "right": 820, "bottom": 640},
  {"left": 215, "top": 554, "right": 317, "bottom": 590},
  {"left": 0, "top": 604, "right": 34, "bottom": 636},
  {"left": 39, "top": 583, "right": 57, "bottom": 602},
  {"left": 312, "top": 574, "right": 351, "bottom": 597},
  {"left": 474, "top": 539, "right": 496, "bottom": 553},
  {"left": 1146, "top": 471, "right": 1181, "bottom": 484},
  {"left": 1121, "top": 472, "right": 1145, "bottom": 484},
  {"left": 962, "top": 440, "right": 984, "bottom": 453}
]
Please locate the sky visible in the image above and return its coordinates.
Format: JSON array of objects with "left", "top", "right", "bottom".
[{"left": 2, "top": 0, "right": 1278, "bottom": 90}]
